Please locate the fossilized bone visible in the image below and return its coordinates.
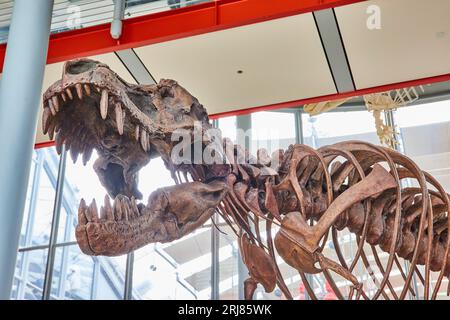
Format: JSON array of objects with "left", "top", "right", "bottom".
[
  {"left": 304, "top": 87, "right": 424, "bottom": 148},
  {"left": 42, "top": 59, "right": 450, "bottom": 300}
]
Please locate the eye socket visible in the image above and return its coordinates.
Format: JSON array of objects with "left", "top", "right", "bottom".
[{"left": 66, "top": 60, "right": 97, "bottom": 75}]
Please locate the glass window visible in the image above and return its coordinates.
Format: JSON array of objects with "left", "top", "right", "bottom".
[
  {"left": 396, "top": 100, "right": 450, "bottom": 299},
  {"left": 301, "top": 109, "right": 381, "bottom": 299},
  {"left": 133, "top": 243, "right": 197, "bottom": 300},
  {"left": 11, "top": 250, "right": 48, "bottom": 300},
  {"left": 133, "top": 156, "right": 212, "bottom": 300},
  {"left": 50, "top": 245, "right": 126, "bottom": 300},
  {"left": 21, "top": 148, "right": 59, "bottom": 247},
  {"left": 61, "top": 149, "right": 107, "bottom": 235},
  {"left": 251, "top": 111, "right": 297, "bottom": 154},
  {"left": 217, "top": 116, "right": 237, "bottom": 143},
  {"left": 302, "top": 110, "right": 379, "bottom": 147},
  {"left": 12, "top": 147, "right": 59, "bottom": 300},
  {"left": 218, "top": 225, "right": 239, "bottom": 300}
]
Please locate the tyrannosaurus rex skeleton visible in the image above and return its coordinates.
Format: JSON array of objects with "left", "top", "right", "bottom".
[{"left": 42, "top": 59, "right": 450, "bottom": 300}]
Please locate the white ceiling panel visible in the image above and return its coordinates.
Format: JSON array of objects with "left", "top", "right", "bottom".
[
  {"left": 134, "top": 13, "right": 337, "bottom": 115},
  {"left": 335, "top": 0, "right": 450, "bottom": 89},
  {"left": 35, "top": 52, "right": 136, "bottom": 145}
]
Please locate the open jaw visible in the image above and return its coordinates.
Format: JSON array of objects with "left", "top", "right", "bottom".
[
  {"left": 75, "top": 180, "right": 227, "bottom": 256},
  {"left": 42, "top": 59, "right": 161, "bottom": 199},
  {"left": 42, "top": 59, "right": 223, "bottom": 256}
]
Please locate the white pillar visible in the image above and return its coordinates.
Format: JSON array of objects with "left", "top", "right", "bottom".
[{"left": 0, "top": 0, "right": 54, "bottom": 299}]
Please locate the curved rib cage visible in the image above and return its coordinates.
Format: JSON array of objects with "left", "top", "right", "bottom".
[
  {"left": 41, "top": 60, "right": 449, "bottom": 300},
  {"left": 201, "top": 139, "right": 450, "bottom": 300}
]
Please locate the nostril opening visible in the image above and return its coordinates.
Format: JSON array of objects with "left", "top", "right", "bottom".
[
  {"left": 66, "top": 60, "right": 97, "bottom": 75},
  {"left": 159, "top": 86, "right": 174, "bottom": 98}
]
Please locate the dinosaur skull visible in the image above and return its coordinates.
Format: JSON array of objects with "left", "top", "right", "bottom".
[
  {"left": 43, "top": 58, "right": 210, "bottom": 200},
  {"left": 42, "top": 59, "right": 223, "bottom": 255}
]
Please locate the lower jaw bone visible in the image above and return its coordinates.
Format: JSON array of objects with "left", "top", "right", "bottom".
[{"left": 75, "top": 180, "right": 228, "bottom": 256}]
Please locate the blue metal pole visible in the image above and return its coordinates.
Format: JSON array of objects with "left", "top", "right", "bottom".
[{"left": 0, "top": 0, "right": 54, "bottom": 299}]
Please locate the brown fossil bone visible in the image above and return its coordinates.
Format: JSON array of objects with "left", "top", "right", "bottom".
[
  {"left": 76, "top": 180, "right": 228, "bottom": 256},
  {"left": 43, "top": 59, "right": 450, "bottom": 300},
  {"left": 239, "top": 233, "right": 277, "bottom": 299}
]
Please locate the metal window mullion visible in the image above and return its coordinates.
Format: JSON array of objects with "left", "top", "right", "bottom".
[
  {"left": 91, "top": 260, "right": 100, "bottom": 300},
  {"left": 210, "top": 212, "right": 220, "bottom": 300},
  {"left": 386, "top": 109, "right": 422, "bottom": 300},
  {"left": 23, "top": 151, "right": 44, "bottom": 247},
  {"left": 42, "top": 146, "right": 67, "bottom": 300},
  {"left": 295, "top": 109, "right": 304, "bottom": 145},
  {"left": 56, "top": 244, "right": 70, "bottom": 299},
  {"left": 124, "top": 252, "right": 134, "bottom": 299},
  {"left": 235, "top": 115, "right": 251, "bottom": 300},
  {"left": 210, "top": 119, "right": 220, "bottom": 301},
  {"left": 296, "top": 109, "right": 315, "bottom": 300},
  {"left": 56, "top": 198, "right": 76, "bottom": 298},
  {"left": 16, "top": 152, "right": 44, "bottom": 300}
]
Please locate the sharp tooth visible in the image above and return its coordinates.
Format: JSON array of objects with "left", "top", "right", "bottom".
[
  {"left": 135, "top": 125, "right": 140, "bottom": 141},
  {"left": 65, "top": 88, "right": 73, "bottom": 100},
  {"left": 55, "top": 121, "right": 61, "bottom": 134},
  {"left": 140, "top": 128, "right": 147, "bottom": 151},
  {"left": 99, "top": 206, "right": 106, "bottom": 220},
  {"left": 113, "top": 197, "right": 123, "bottom": 221},
  {"left": 42, "top": 107, "right": 52, "bottom": 134},
  {"left": 48, "top": 121, "right": 56, "bottom": 140},
  {"left": 82, "top": 146, "right": 93, "bottom": 165},
  {"left": 84, "top": 84, "right": 91, "bottom": 96},
  {"left": 122, "top": 198, "right": 131, "bottom": 220},
  {"left": 48, "top": 99, "right": 56, "bottom": 116},
  {"left": 52, "top": 95, "right": 60, "bottom": 112},
  {"left": 61, "top": 92, "right": 67, "bottom": 102},
  {"left": 55, "top": 133, "right": 64, "bottom": 155},
  {"left": 75, "top": 83, "right": 83, "bottom": 99},
  {"left": 65, "top": 138, "right": 72, "bottom": 152},
  {"left": 115, "top": 103, "right": 124, "bottom": 135},
  {"left": 104, "top": 195, "right": 114, "bottom": 221},
  {"left": 78, "top": 199, "right": 88, "bottom": 225},
  {"left": 100, "top": 89, "right": 108, "bottom": 119},
  {"left": 131, "top": 197, "right": 140, "bottom": 217},
  {"left": 86, "top": 199, "right": 99, "bottom": 222},
  {"left": 70, "top": 145, "right": 79, "bottom": 163}
]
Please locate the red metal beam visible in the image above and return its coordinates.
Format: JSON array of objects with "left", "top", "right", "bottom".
[
  {"left": 0, "top": 0, "right": 366, "bottom": 73},
  {"left": 210, "top": 73, "right": 450, "bottom": 119},
  {"left": 211, "top": 73, "right": 450, "bottom": 118}
]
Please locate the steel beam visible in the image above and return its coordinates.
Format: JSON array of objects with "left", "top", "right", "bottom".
[{"left": 0, "top": 0, "right": 365, "bottom": 74}]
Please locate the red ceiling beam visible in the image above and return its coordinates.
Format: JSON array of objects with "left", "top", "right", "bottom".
[
  {"left": 0, "top": 0, "right": 366, "bottom": 73},
  {"left": 210, "top": 72, "right": 450, "bottom": 119}
]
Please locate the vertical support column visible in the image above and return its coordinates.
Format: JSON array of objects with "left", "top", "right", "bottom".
[
  {"left": 210, "top": 117, "right": 220, "bottom": 300},
  {"left": 384, "top": 110, "right": 421, "bottom": 300},
  {"left": 0, "top": 0, "right": 54, "bottom": 299},
  {"left": 124, "top": 252, "right": 134, "bottom": 299},
  {"left": 295, "top": 109, "right": 313, "bottom": 300},
  {"left": 236, "top": 115, "right": 252, "bottom": 300},
  {"left": 210, "top": 212, "right": 220, "bottom": 300},
  {"left": 42, "top": 146, "right": 67, "bottom": 300}
]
